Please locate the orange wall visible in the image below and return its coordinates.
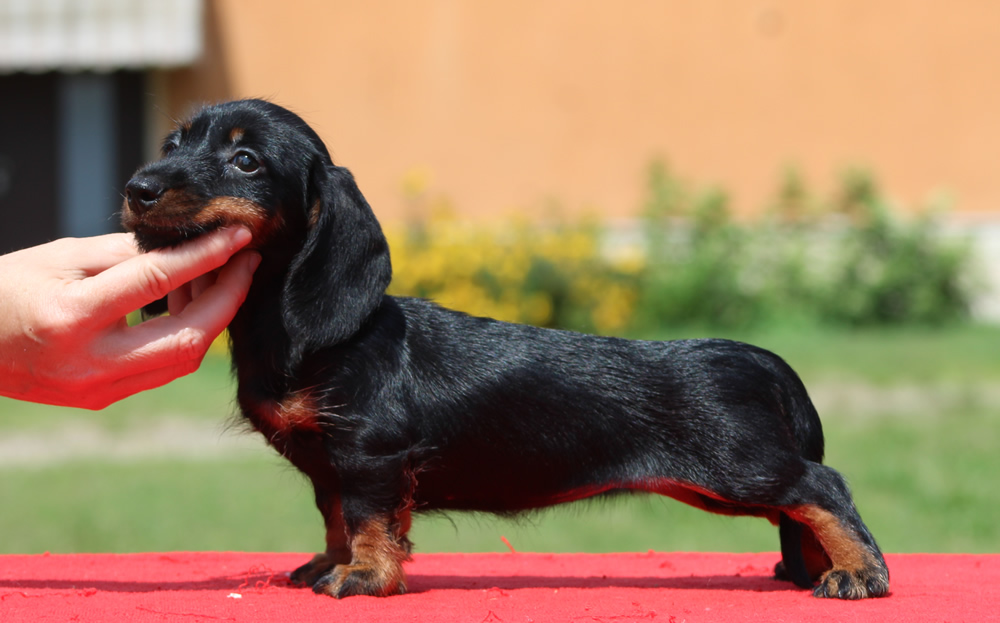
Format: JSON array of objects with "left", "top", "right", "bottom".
[{"left": 167, "top": 1, "right": 1000, "bottom": 221}]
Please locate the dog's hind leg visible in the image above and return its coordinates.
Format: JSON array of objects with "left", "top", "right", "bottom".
[
  {"left": 661, "top": 458, "right": 887, "bottom": 598},
  {"left": 775, "top": 512, "right": 830, "bottom": 588},
  {"left": 778, "top": 462, "right": 889, "bottom": 599}
]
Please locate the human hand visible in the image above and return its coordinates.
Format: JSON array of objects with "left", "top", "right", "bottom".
[{"left": 0, "top": 227, "right": 259, "bottom": 409}]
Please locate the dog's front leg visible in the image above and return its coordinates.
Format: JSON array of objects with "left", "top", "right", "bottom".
[
  {"left": 311, "top": 509, "right": 412, "bottom": 598},
  {"left": 304, "top": 454, "right": 415, "bottom": 598},
  {"left": 290, "top": 486, "right": 352, "bottom": 587}
]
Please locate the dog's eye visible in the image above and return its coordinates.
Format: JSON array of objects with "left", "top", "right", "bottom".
[{"left": 231, "top": 152, "right": 260, "bottom": 173}]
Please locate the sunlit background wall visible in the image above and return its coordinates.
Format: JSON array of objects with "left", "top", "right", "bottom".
[{"left": 2, "top": 0, "right": 999, "bottom": 320}]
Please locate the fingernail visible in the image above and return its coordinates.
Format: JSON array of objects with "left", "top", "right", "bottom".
[
  {"left": 217, "top": 224, "right": 250, "bottom": 240},
  {"left": 230, "top": 226, "right": 253, "bottom": 246}
]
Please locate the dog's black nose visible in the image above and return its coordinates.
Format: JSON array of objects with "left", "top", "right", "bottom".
[{"left": 125, "top": 177, "right": 166, "bottom": 215}]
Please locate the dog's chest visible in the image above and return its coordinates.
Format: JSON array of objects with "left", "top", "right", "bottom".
[{"left": 242, "top": 390, "right": 324, "bottom": 446}]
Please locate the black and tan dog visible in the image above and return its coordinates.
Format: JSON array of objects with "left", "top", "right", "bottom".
[{"left": 122, "top": 99, "right": 889, "bottom": 600}]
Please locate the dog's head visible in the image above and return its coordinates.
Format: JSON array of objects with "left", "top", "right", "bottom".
[{"left": 122, "top": 98, "right": 392, "bottom": 349}]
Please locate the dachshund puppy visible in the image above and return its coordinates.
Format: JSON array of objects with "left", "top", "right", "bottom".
[{"left": 122, "top": 99, "right": 889, "bottom": 600}]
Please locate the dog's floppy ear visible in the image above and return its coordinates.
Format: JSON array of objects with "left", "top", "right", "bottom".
[{"left": 281, "top": 162, "right": 392, "bottom": 358}]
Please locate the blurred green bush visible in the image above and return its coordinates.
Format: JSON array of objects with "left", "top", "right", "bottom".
[
  {"left": 386, "top": 161, "right": 977, "bottom": 334},
  {"left": 632, "top": 162, "right": 976, "bottom": 330}
]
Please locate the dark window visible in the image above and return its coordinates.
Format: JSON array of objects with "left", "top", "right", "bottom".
[{"left": 0, "top": 71, "right": 146, "bottom": 254}]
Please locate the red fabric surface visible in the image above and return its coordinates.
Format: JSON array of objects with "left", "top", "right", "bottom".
[{"left": 0, "top": 552, "right": 994, "bottom": 622}]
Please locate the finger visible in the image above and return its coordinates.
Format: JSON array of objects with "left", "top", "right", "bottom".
[
  {"left": 79, "top": 359, "right": 205, "bottom": 410},
  {"left": 167, "top": 282, "right": 194, "bottom": 317},
  {"left": 71, "top": 233, "right": 142, "bottom": 276},
  {"left": 25, "top": 234, "right": 139, "bottom": 277},
  {"left": 79, "top": 227, "right": 253, "bottom": 321},
  {"left": 171, "top": 249, "right": 259, "bottom": 338},
  {"left": 109, "top": 250, "right": 259, "bottom": 372},
  {"left": 166, "top": 265, "right": 222, "bottom": 317},
  {"left": 165, "top": 270, "right": 218, "bottom": 317},
  {"left": 190, "top": 269, "right": 220, "bottom": 301},
  {"left": 34, "top": 361, "right": 202, "bottom": 410}
]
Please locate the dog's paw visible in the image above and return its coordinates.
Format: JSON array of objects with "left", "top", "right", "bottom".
[
  {"left": 312, "top": 562, "right": 407, "bottom": 598},
  {"left": 290, "top": 549, "right": 350, "bottom": 587},
  {"left": 813, "top": 566, "right": 889, "bottom": 600}
]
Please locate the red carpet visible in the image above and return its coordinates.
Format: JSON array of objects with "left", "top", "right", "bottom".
[{"left": 0, "top": 552, "right": 995, "bottom": 622}]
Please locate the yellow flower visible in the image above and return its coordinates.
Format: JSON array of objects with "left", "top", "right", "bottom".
[{"left": 386, "top": 205, "right": 644, "bottom": 332}]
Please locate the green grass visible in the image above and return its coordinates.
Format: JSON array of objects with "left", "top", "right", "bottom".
[
  {"left": 0, "top": 457, "right": 318, "bottom": 554},
  {"left": 822, "top": 407, "right": 1000, "bottom": 554},
  {"left": 1, "top": 325, "right": 997, "bottom": 555}
]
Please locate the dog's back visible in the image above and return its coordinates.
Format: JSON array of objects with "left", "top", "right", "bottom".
[{"left": 333, "top": 296, "right": 823, "bottom": 517}]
